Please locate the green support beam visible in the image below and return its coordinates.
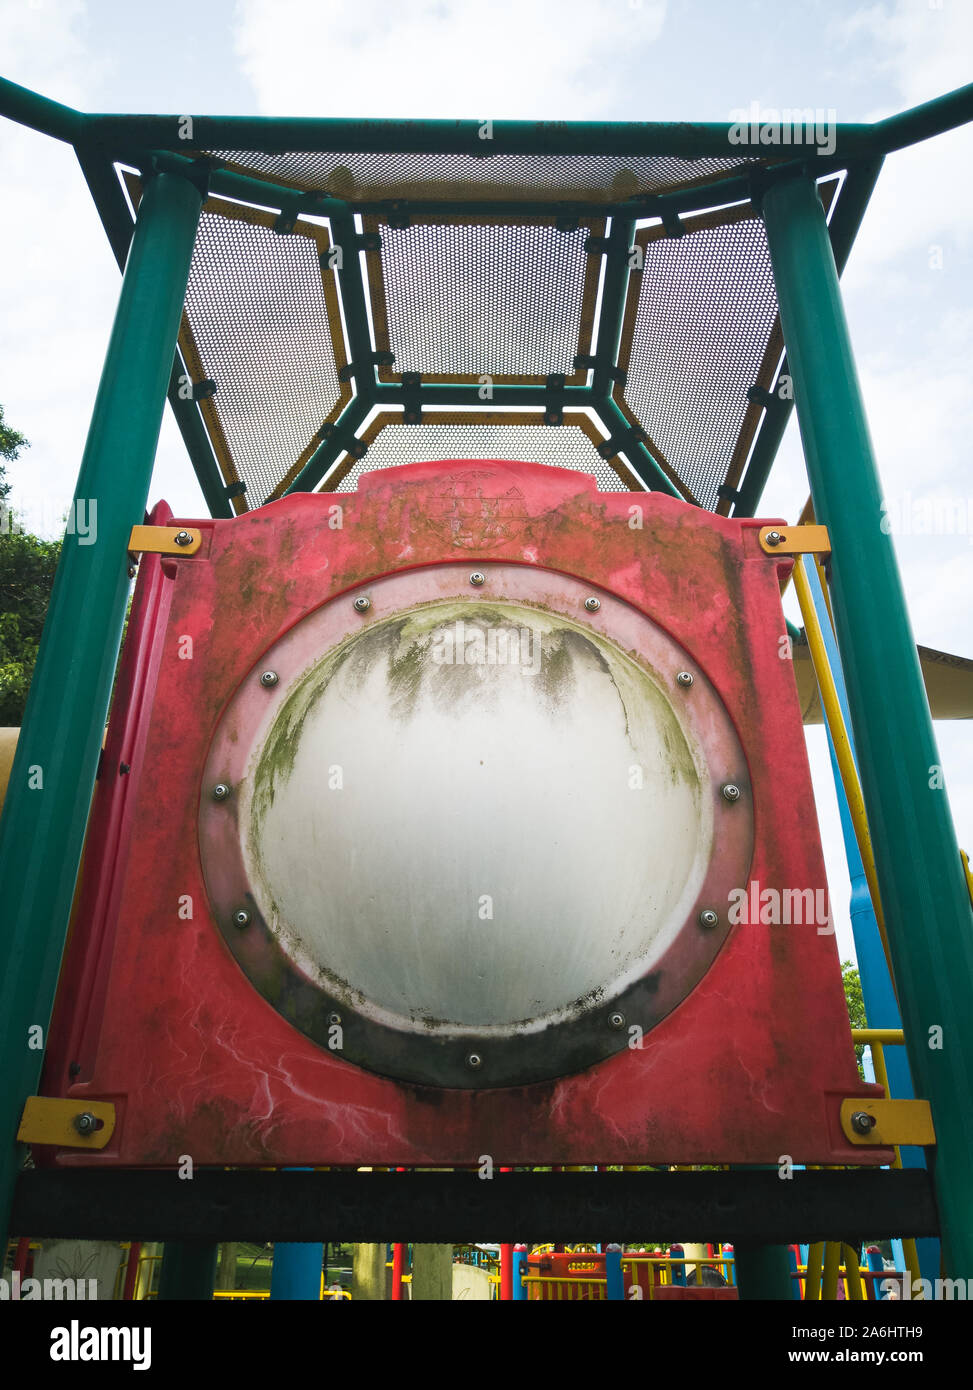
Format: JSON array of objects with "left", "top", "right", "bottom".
[
  {"left": 0, "top": 170, "right": 204, "bottom": 1247},
  {"left": 762, "top": 173, "right": 973, "bottom": 1278},
  {"left": 71, "top": 84, "right": 972, "bottom": 158},
  {"left": 596, "top": 395, "right": 683, "bottom": 498},
  {"left": 733, "top": 159, "right": 883, "bottom": 518},
  {"left": 284, "top": 394, "right": 374, "bottom": 494},
  {"left": 371, "top": 383, "right": 595, "bottom": 408},
  {"left": 158, "top": 1242, "right": 219, "bottom": 1301},
  {"left": 590, "top": 217, "right": 636, "bottom": 401},
  {"left": 76, "top": 147, "right": 232, "bottom": 519}
]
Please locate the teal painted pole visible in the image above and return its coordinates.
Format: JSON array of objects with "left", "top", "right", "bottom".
[
  {"left": 0, "top": 170, "right": 204, "bottom": 1246},
  {"left": 762, "top": 173, "right": 973, "bottom": 1277},
  {"left": 158, "top": 1243, "right": 218, "bottom": 1301}
]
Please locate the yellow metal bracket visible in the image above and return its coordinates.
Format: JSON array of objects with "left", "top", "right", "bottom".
[
  {"left": 840, "top": 1098, "right": 935, "bottom": 1147},
  {"left": 128, "top": 524, "right": 202, "bottom": 556},
  {"left": 759, "top": 524, "right": 831, "bottom": 556},
  {"left": 17, "top": 1097, "right": 116, "bottom": 1150}
]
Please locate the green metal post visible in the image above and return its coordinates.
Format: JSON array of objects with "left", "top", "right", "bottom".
[
  {"left": 762, "top": 173, "right": 973, "bottom": 1276},
  {"left": 158, "top": 1242, "right": 219, "bottom": 1301},
  {"left": 733, "top": 1243, "right": 795, "bottom": 1301},
  {"left": 0, "top": 170, "right": 204, "bottom": 1245}
]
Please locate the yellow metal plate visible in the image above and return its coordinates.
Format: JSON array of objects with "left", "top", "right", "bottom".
[
  {"left": 840, "top": 1098, "right": 935, "bottom": 1147},
  {"left": 759, "top": 524, "right": 831, "bottom": 556},
  {"left": 128, "top": 525, "right": 202, "bottom": 556},
  {"left": 17, "top": 1097, "right": 116, "bottom": 1150}
]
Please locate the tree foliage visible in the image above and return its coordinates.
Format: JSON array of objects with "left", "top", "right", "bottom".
[
  {"left": 0, "top": 408, "right": 62, "bottom": 725},
  {"left": 842, "top": 959, "right": 867, "bottom": 1078}
]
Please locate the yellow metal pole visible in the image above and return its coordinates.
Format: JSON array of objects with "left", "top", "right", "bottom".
[
  {"left": 804, "top": 1242, "right": 824, "bottom": 1300},
  {"left": 821, "top": 1242, "right": 841, "bottom": 1301},
  {"left": 792, "top": 559, "right": 897, "bottom": 995}
]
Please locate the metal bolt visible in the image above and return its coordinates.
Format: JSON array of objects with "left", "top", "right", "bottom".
[
  {"left": 676, "top": 671, "right": 694, "bottom": 687},
  {"left": 765, "top": 530, "right": 784, "bottom": 546},
  {"left": 469, "top": 572, "right": 486, "bottom": 587},
  {"left": 608, "top": 1011, "right": 625, "bottom": 1030},
  {"left": 127, "top": 564, "right": 137, "bottom": 579},
  {"left": 73, "top": 1111, "right": 97, "bottom": 1136},
  {"left": 851, "top": 1110, "right": 877, "bottom": 1135},
  {"left": 698, "top": 909, "right": 719, "bottom": 929},
  {"left": 328, "top": 1012, "right": 342, "bottom": 1026},
  {"left": 584, "top": 596, "right": 601, "bottom": 612},
  {"left": 174, "top": 530, "right": 193, "bottom": 547},
  {"left": 211, "top": 783, "right": 231, "bottom": 802},
  {"left": 260, "top": 670, "right": 279, "bottom": 688},
  {"left": 233, "top": 909, "right": 251, "bottom": 927},
  {"left": 353, "top": 595, "right": 370, "bottom": 612},
  {"left": 721, "top": 783, "right": 741, "bottom": 803},
  {"left": 466, "top": 1052, "right": 483, "bottom": 1069}
]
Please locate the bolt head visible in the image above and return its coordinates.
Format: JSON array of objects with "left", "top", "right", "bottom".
[
  {"left": 851, "top": 1110, "right": 876, "bottom": 1135},
  {"left": 174, "top": 530, "right": 193, "bottom": 547},
  {"left": 260, "top": 670, "right": 279, "bottom": 688},
  {"left": 676, "top": 670, "right": 694, "bottom": 687},
  {"left": 212, "top": 783, "right": 231, "bottom": 802},
  {"left": 608, "top": 1011, "right": 625, "bottom": 1029},
  {"left": 233, "top": 909, "right": 251, "bottom": 927},
  {"left": 584, "top": 596, "right": 601, "bottom": 612},
  {"left": 328, "top": 1012, "right": 342, "bottom": 1026},
  {"left": 73, "top": 1111, "right": 97, "bottom": 1136},
  {"left": 353, "top": 595, "right": 370, "bottom": 612},
  {"left": 469, "top": 572, "right": 486, "bottom": 587},
  {"left": 127, "top": 564, "right": 137, "bottom": 579},
  {"left": 698, "top": 909, "right": 719, "bottom": 929},
  {"left": 765, "top": 530, "right": 784, "bottom": 546},
  {"left": 721, "top": 783, "right": 741, "bottom": 803},
  {"left": 466, "top": 1052, "right": 483, "bottom": 1069}
]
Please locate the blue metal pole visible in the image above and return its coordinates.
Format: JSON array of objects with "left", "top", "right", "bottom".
[
  {"left": 269, "top": 1169, "right": 324, "bottom": 1300},
  {"left": 605, "top": 1244, "right": 624, "bottom": 1301},
  {"left": 512, "top": 1245, "right": 528, "bottom": 1301},
  {"left": 802, "top": 558, "right": 940, "bottom": 1283}
]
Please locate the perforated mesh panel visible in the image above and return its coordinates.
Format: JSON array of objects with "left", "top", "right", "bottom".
[
  {"left": 329, "top": 421, "right": 639, "bottom": 492},
  {"left": 208, "top": 150, "right": 765, "bottom": 203},
  {"left": 366, "top": 219, "right": 600, "bottom": 381},
  {"left": 181, "top": 203, "right": 348, "bottom": 506},
  {"left": 618, "top": 211, "right": 780, "bottom": 511}
]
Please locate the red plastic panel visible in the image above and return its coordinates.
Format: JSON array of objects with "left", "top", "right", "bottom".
[{"left": 42, "top": 461, "right": 887, "bottom": 1167}]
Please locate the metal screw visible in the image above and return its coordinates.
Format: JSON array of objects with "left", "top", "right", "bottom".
[
  {"left": 233, "top": 909, "right": 251, "bottom": 927},
  {"left": 469, "top": 572, "right": 486, "bottom": 587},
  {"left": 584, "top": 596, "right": 601, "bottom": 612},
  {"left": 765, "top": 530, "right": 784, "bottom": 546},
  {"left": 353, "top": 596, "right": 370, "bottom": 612},
  {"left": 73, "top": 1112, "right": 97, "bottom": 1136},
  {"left": 608, "top": 1011, "right": 625, "bottom": 1030},
  {"left": 466, "top": 1052, "right": 483, "bottom": 1069},
  {"left": 851, "top": 1110, "right": 877, "bottom": 1135},
  {"left": 676, "top": 671, "right": 694, "bottom": 687},
  {"left": 127, "top": 564, "right": 137, "bottom": 579},
  {"left": 174, "top": 530, "right": 193, "bottom": 547},
  {"left": 212, "top": 783, "right": 231, "bottom": 802},
  {"left": 260, "top": 670, "right": 279, "bottom": 688},
  {"left": 698, "top": 909, "right": 719, "bottom": 929},
  {"left": 328, "top": 1012, "right": 342, "bottom": 1026},
  {"left": 721, "top": 783, "right": 741, "bottom": 803}
]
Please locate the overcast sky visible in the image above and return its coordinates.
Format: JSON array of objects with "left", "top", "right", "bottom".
[{"left": 1, "top": 0, "right": 970, "bottom": 978}]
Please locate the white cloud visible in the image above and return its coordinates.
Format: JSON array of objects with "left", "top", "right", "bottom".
[{"left": 233, "top": 0, "right": 667, "bottom": 119}]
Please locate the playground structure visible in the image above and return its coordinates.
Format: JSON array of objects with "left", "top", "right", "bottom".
[{"left": 0, "top": 75, "right": 972, "bottom": 1300}]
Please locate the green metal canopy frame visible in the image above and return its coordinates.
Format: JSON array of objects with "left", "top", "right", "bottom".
[{"left": 1, "top": 75, "right": 972, "bottom": 1286}]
